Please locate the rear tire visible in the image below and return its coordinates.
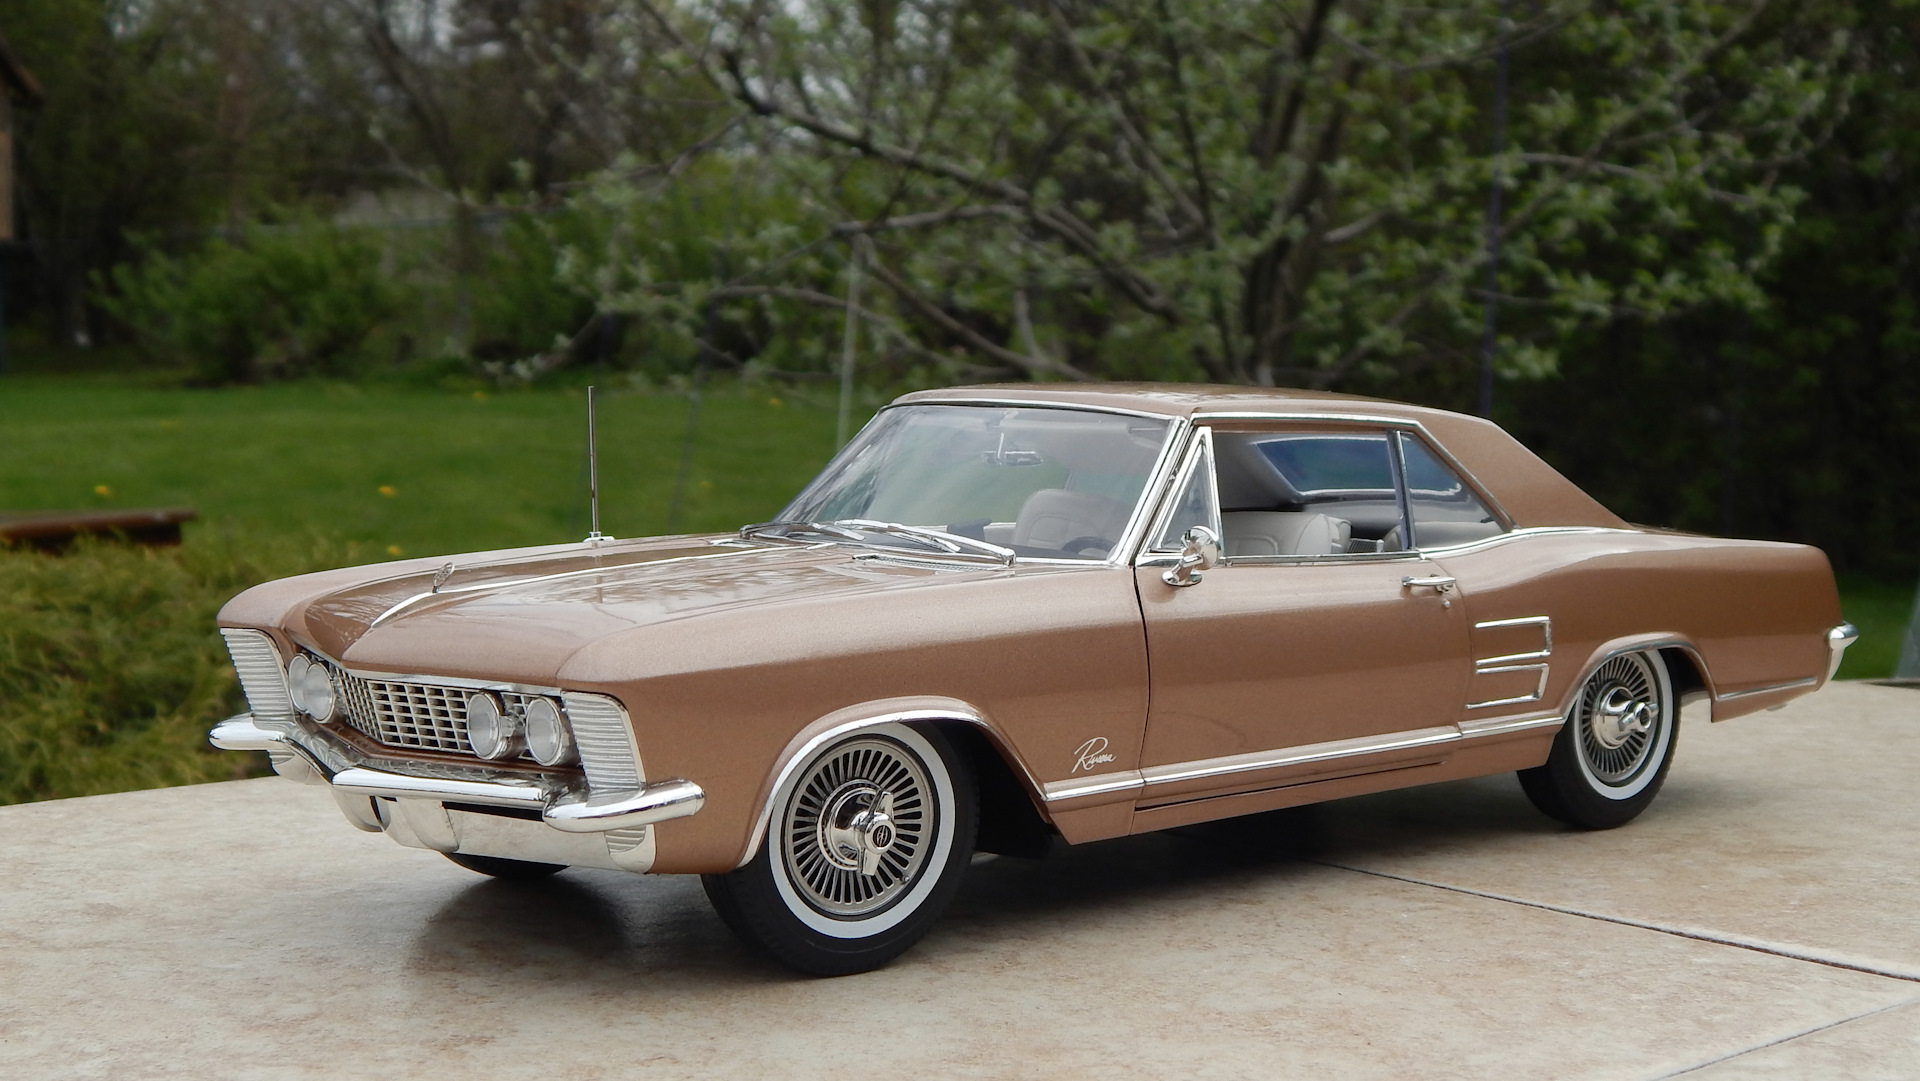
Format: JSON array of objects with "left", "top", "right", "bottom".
[
  {"left": 442, "top": 852, "right": 566, "bottom": 880},
  {"left": 1519, "top": 650, "right": 1678, "bottom": 830},
  {"left": 703, "top": 723, "right": 977, "bottom": 976}
]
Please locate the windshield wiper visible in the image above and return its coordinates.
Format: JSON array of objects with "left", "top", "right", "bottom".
[
  {"left": 739, "top": 520, "right": 867, "bottom": 543},
  {"left": 833, "top": 519, "right": 1017, "bottom": 565}
]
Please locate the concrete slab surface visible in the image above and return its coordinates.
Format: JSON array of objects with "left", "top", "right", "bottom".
[{"left": 2, "top": 682, "right": 1918, "bottom": 1080}]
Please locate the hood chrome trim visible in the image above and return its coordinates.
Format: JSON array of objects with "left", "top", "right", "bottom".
[{"left": 367, "top": 544, "right": 794, "bottom": 628}]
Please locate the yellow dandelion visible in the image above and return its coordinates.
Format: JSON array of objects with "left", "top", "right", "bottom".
[
  {"left": 378, "top": 485, "right": 397, "bottom": 498},
  {"left": 768, "top": 397, "right": 784, "bottom": 408},
  {"left": 700, "top": 480, "right": 713, "bottom": 489},
  {"left": 93, "top": 484, "right": 112, "bottom": 497},
  {"left": 472, "top": 390, "right": 487, "bottom": 401},
  {"left": 387, "top": 544, "right": 403, "bottom": 556}
]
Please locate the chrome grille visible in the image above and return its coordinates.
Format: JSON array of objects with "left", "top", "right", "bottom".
[
  {"left": 323, "top": 659, "right": 548, "bottom": 759},
  {"left": 562, "top": 691, "right": 643, "bottom": 791},
  {"left": 223, "top": 629, "right": 294, "bottom": 727}
]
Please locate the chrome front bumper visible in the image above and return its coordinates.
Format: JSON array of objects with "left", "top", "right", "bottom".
[{"left": 210, "top": 714, "right": 704, "bottom": 873}]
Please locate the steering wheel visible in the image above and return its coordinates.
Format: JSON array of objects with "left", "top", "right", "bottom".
[{"left": 1060, "top": 536, "right": 1114, "bottom": 557}]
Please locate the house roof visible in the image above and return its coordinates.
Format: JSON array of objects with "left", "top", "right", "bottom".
[{"left": 0, "top": 33, "right": 44, "bottom": 105}]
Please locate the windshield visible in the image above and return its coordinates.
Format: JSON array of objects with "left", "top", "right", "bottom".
[{"left": 775, "top": 404, "right": 1176, "bottom": 561}]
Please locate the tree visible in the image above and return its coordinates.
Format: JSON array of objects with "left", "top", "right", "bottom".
[{"left": 604, "top": 0, "right": 1855, "bottom": 390}]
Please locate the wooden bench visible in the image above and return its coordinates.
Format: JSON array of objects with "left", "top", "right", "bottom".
[{"left": 0, "top": 507, "right": 198, "bottom": 551}]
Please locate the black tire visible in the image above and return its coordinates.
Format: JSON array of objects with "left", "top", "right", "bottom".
[
  {"left": 703, "top": 723, "right": 978, "bottom": 977},
  {"left": 442, "top": 852, "right": 566, "bottom": 880},
  {"left": 1520, "top": 650, "right": 1679, "bottom": 829}
]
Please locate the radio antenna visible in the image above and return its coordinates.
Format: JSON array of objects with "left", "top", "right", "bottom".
[{"left": 584, "top": 385, "right": 606, "bottom": 544}]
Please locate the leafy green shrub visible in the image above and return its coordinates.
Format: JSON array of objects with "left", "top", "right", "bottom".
[
  {"left": 0, "top": 533, "right": 357, "bottom": 804},
  {"left": 99, "top": 219, "right": 408, "bottom": 383}
]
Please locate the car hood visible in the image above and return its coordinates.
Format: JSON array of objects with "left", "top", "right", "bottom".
[{"left": 224, "top": 536, "right": 1032, "bottom": 686}]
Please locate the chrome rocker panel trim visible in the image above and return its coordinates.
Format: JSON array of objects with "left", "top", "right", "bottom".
[{"left": 210, "top": 714, "right": 705, "bottom": 836}]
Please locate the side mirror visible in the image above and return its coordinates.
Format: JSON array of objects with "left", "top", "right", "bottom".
[{"left": 1162, "top": 525, "right": 1221, "bottom": 587}]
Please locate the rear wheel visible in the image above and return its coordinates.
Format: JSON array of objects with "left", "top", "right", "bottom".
[
  {"left": 442, "top": 852, "right": 566, "bottom": 880},
  {"left": 1519, "top": 650, "right": 1678, "bottom": 829},
  {"left": 703, "top": 723, "right": 977, "bottom": 976}
]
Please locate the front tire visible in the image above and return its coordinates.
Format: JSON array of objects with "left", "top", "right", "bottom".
[
  {"left": 703, "top": 723, "right": 978, "bottom": 976},
  {"left": 1519, "top": 650, "right": 1678, "bottom": 829}
]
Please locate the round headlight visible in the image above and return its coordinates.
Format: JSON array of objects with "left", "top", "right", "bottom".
[
  {"left": 300, "top": 662, "right": 336, "bottom": 722},
  {"left": 465, "top": 693, "right": 520, "bottom": 760},
  {"left": 286, "top": 655, "right": 312, "bottom": 714},
  {"left": 523, "top": 698, "right": 576, "bottom": 766}
]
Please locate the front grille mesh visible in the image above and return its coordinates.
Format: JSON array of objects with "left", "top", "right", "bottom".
[
  {"left": 222, "top": 629, "right": 295, "bottom": 726},
  {"left": 324, "top": 659, "right": 546, "bottom": 759}
]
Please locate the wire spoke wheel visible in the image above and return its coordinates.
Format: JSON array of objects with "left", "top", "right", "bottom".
[
  {"left": 782, "top": 737, "right": 935, "bottom": 919},
  {"left": 1574, "top": 653, "right": 1663, "bottom": 786},
  {"left": 702, "top": 722, "right": 977, "bottom": 976},
  {"left": 1519, "top": 649, "right": 1679, "bottom": 830}
]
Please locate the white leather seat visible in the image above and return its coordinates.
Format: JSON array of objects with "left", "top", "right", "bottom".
[
  {"left": 1012, "top": 489, "right": 1132, "bottom": 554},
  {"left": 1221, "top": 511, "right": 1351, "bottom": 557}
]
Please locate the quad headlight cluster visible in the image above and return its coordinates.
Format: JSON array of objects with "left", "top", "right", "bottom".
[
  {"left": 285, "top": 654, "right": 337, "bottom": 722},
  {"left": 465, "top": 692, "right": 577, "bottom": 766}
]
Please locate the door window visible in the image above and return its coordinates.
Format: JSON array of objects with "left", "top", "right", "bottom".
[{"left": 1396, "top": 433, "right": 1504, "bottom": 548}]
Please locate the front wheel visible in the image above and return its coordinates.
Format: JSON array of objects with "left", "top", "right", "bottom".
[
  {"left": 1519, "top": 650, "right": 1678, "bottom": 829},
  {"left": 703, "top": 723, "right": 978, "bottom": 976}
]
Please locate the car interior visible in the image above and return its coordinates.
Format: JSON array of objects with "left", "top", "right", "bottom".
[{"left": 1210, "top": 430, "right": 1504, "bottom": 559}]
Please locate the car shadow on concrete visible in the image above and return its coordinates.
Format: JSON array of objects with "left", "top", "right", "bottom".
[{"left": 401, "top": 767, "right": 1752, "bottom": 985}]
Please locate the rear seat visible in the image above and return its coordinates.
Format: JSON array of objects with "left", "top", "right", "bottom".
[{"left": 1221, "top": 511, "right": 1352, "bottom": 557}]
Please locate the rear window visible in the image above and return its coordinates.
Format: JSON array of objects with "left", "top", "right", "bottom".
[{"left": 1254, "top": 435, "right": 1394, "bottom": 494}]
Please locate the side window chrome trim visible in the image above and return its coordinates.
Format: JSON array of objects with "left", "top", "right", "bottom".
[
  {"left": 1195, "top": 411, "right": 1516, "bottom": 533},
  {"left": 1137, "top": 426, "right": 1220, "bottom": 557}
]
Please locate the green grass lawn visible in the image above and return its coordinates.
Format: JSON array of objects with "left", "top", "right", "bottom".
[
  {"left": 1834, "top": 572, "right": 1915, "bottom": 681},
  {"left": 0, "top": 375, "right": 848, "bottom": 556}
]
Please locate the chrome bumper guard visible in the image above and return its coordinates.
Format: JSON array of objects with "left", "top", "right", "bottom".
[
  {"left": 1827, "top": 622, "right": 1860, "bottom": 681},
  {"left": 210, "top": 714, "right": 705, "bottom": 837}
]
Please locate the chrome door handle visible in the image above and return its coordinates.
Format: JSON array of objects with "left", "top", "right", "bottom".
[{"left": 1402, "top": 575, "right": 1457, "bottom": 607}]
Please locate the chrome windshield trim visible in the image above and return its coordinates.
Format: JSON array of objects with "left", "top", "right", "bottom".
[{"left": 899, "top": 396, "right": 1182, "bottom": 421}]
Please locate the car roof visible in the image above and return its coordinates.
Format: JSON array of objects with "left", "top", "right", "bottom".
[
  {"left": 895, "top": 382, "right": 1413, "bottom": 419},
  {"left": 891, "top": 383, "right": 1628, "bottom": 531}
]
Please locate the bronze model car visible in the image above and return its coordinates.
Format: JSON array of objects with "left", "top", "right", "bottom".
[{"left": 210, "top": 385, "right": 1856, "bottom": 975}]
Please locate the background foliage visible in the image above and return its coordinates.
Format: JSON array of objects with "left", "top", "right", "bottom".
[{"left": 4, "top": 0, "right": 1913, "bottom": 580}]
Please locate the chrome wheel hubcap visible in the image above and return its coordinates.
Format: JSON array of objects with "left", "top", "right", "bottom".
[
  {"left": 1576, "top": 654, "right": 1664, "bottom": 785},
  {"left": 782, "top": 738, "right": 933, "bottom": 918}
]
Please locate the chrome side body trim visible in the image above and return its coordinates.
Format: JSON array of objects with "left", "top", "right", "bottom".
[
  {"left": 1039, "top": 715, "right": 1559, "bottom": 805},
  {"left": 1473, "top": 615, "right": 1554, "bottom": 662},
  {"left": 1457, "top": 712, "right": 1564, "bottom": 738},
  {"left": 1465, "top": 664, "right": 1551, "bottom": 709},
  {"left": 1715, "top": 676, "right": 1820, "bottom": 702},
  {"left": 1466, "top": 616, "right": 1554, "bottom": 709}
]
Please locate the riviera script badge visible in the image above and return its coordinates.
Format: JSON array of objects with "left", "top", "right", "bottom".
[{"left": 1072, "top": 737, "right": 1117, "bottom": 773}]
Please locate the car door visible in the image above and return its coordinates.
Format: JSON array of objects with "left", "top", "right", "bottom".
[{"left": 1131, "top": 423, "right": 1472, "bottom": 808}]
